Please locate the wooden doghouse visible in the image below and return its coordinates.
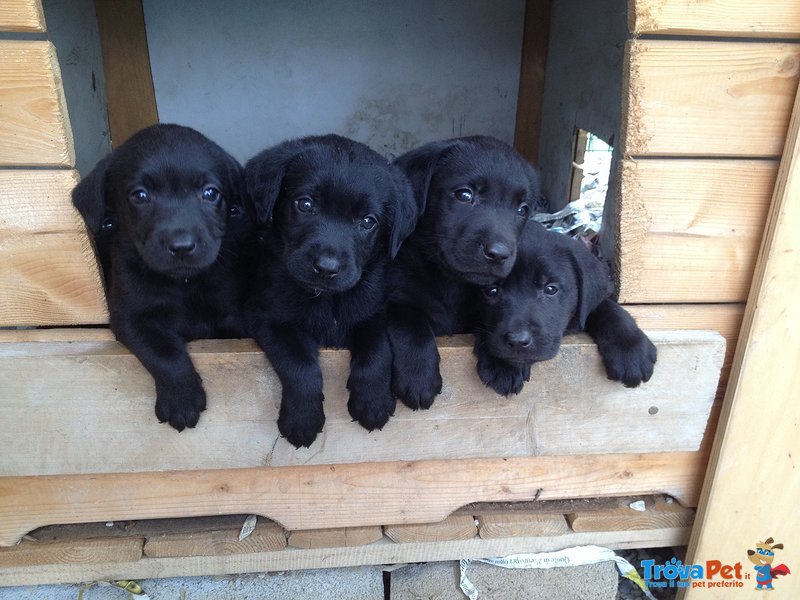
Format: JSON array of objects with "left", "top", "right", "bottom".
[{"left": 0, "top": 1, "right": 797, "bottom": 596}]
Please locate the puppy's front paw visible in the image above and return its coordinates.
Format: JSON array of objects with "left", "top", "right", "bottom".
[
  {"left": 476, "top": 355, "right": 531, "bottom": 396},
  {"left": 391, "top": 360, "right": 442, "bottom": 411},
  {"left": 155, "top": 375, "right": 206, "bottom": 431},
  {"left": 278, "top": 391, "right": 325, "bottom": 448},
  {"left": 347, "top": 381, "right": 395, "bottom": 432},
  {"left": 599, "top": 331, "right": 657, "bottom": 388}
]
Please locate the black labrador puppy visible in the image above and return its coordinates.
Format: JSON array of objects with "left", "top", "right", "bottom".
[
  {"left": 387, "top": 136, "right": 540, "bottom": 410},
  {"left": 475, "top": 222, "right": 657, "bottom": 395},
  {"left": 72, "top": 124, "right": 254, "bottom": 431},
  {"left": 244, "top": 134, "right": 419, "bottom": 448}
]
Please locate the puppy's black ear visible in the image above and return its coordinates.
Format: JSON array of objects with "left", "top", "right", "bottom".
[
  {"left": 245, "top": 139, "right": 308, "bottom": 224},
  {"left": 564, "top": 235, "right": 613, "bottom": 329},
  {"left": 393, "top": 139, "right": 454, "bottom": 217},
  {"left": 387, "top": 166, "right": 419, "bottom": 258},
  {"left": 72, "top": 156, "right": 111, "bottom": 235},
  {"left": 522, "top": 160, "right": 541, "bottom": 208},
  {"left": 215, "top": 146, "right": 245, "bottom": 205}
]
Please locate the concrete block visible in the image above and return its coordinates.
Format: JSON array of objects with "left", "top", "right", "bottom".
[
  {"left": 0, "top": 567, "right": 385, "bottom": 600},
  {"left": 390, "top": 560, "right": 618, "bottom": 600}
]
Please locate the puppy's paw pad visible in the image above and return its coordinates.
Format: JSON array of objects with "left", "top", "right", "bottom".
[
  {"left": 392, "top": 371, "right": 442, "bottom": 410},
  {"left": 602, "top": 334, "right": 657, "bottom": 388},
  {"left": 155, "top": 380, "right": 207, "bottom": 431},
  {"left": 477, "top": 358, "right": 529, "bottom": 396},
  {"left": 348, "top": 391, "right": 396, "bottom": 432},
  {"left": 278, "top": 396, "right": 325, "bottom": 448}
]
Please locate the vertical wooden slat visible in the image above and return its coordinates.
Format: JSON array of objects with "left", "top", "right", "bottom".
[
  {"left": 513, "top": 0, "right": 551, "bottom": 165},
  {"left": 682, "top": 83, "right": 800, "bottom": 599},
  {"left": 94, "top": 0, "right": 158, "bottom": 147},
  {"left": 0, "top": 41, "right": 74, "bottom": 167}
]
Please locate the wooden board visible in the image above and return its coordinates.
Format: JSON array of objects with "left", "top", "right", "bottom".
[
  {"left": 385, "top": 515, "right": 477, "bottom": 544},
  {"left": 0, "top": 528, "right": 692, "bottom": 587},
  {"left": 0, "top": 41, "right": 74, "bottom": 167},
  {"left": 683, "top": 83, "right": 800, "bottom": 599},
  {"left": 617, "top": 159, "right": 775, "bottom": 303},
  {"left": 0, "top": 332, "right": 723, "bottom": 476},
  {"left": 567, "top": 496, "right": 694, "bottom": 532},
  {"left": 0, "top": 170, "right": 108, "bottom": 327},
  {"left": 477, "top": 513, "right": 570, "bottom": 539},
  {"left": 0, "top": 538, "right": 142, "bottom": 568},
  {"left": 0, "top": 0, "right": 45, "bottom": 32},
  {"left": 94, "top": 0, "right": 158, "bottom": 147},
  {"left": 513, "top": 0, "right": 551, "bottom": 164},
  {"left": 143, "top": 522, "right": 286, "bottom": 558},
  {"left": 622, "top": 40, "right": 800, "bottom": 158},
  {"left": 629, "top": 0, "right": 800, "bottom": 39},
  {"left": 0, "top": 451, "right": 708, "bottom": 547},
  {"left": 287, "top": 527, "right": 382, "bottom": 550},
  {"left": 627, "top": 304, "right": 744, "bottom": 400}
]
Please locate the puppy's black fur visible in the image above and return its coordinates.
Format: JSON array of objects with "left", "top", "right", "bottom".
[
  {"left": 474, "top": 222, "right": 657, "bottom": 395},
  {"left": 244, "top": 134, "right": 419, "bottom": 448},
  {"left": 72, "top": 124, "right": 254, "bottom": 430},
  {"left": 387, "top": 136, "right": 540, "bottom": 409}
]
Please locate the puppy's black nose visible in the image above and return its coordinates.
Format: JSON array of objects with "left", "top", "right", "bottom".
[
  {"left": 167, "top": 234, "right": 197, "bottom": 256},
  {"left": 504, "top": 330, "right": 532, "bottom": 349},
  {"left": 313, "top": 255, "right": 340, "bottom": 277},
  {"left": 483, "top": 241, "right": 512, "bottom": 263}
]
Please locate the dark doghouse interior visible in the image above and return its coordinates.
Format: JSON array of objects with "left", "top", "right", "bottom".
[{"left": 46, "top": 0, "right": 627, "bottom": 238}]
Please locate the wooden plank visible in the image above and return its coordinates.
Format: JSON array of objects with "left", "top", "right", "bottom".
[
  {"left": 0, "top": 0, "right": 45, "bottom": 32},
  {"left": 622, "top": 40, "right": 800, "bottom": 157},
  {"left": 477, "top": 513, "right": 570, "bottom": 539},
  {"left": 94, "top": 0, "right": 158, "bottom": 147},
  {"left": 629, "top": 0, "right": 800, "bottom": 39},
  {"left": 0, "top": 332, "right": 723, "bottom": 476},
  {"left": 0, "top": 529, "right": 692, "bottom": 586},
  {"left": 385, "top": 516, "right": 477, "bottom": 544},
  {"left": 513, "top": 0, "right": 551, "bottom": 164},
  {"left": 567, "top": 496, "right": 694, "bottom": 533},
  {"left": 683, "top": 83, "right": 800, "bottom": 599},
  {"left": 0, "top": 537, "right": 142, "bottom": 568},
  {"left": 617, "top": 159, "right": 775, "bottom": 303},
  {"left": 0, "top": 170, "right": 108, "bottom": 327},
  {"left": 627, "top": 304, "right": 744, "bottom": 406},
  {"left": 0, "top": 41, "right": 74, "bottom": 166},
  {"left": 530, "top": 331, "right": 723, "bottom": 455},
  {"left": 0, "top": 451, "right": 708, "bottom": 547},
  {"left": 144, "top": 522, "right": 286, "bottom": 558},
  {"left": 288, "top": 527, "right": 382, "bottom": 550},
  {"left": 625, "top": 305, "right": 743, "bottom": 347}
]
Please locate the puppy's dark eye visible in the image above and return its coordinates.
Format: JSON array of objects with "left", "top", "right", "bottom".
[
  {"left": 483, "top": 286, "right": 500, "bottom": 298},
  {"left": 229, "top": 205, "right": 241, "bottom": 217},
  {"left": 516, "top": 203, "right": 530, "bottom": 217},
  {"left": 544, "top": 284, "right": 559, "bottom": 296},
  {"left": 295, "top": 197, "right": 315, "bottom": 213},
  {"left": 100, "top": 217, "right": 116, "bottom": 233},
  {"left": 454, "top": 188, "right": 474, "bottom": 204},
  {"left": 360, "top": 215, "right": 378, "bottom": 230},
  {"left": 203, "top": 186, "right": 221, "bottom": 203},
  {"left": 129, "top": 189, "right": 150, "bottom": 204}
]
